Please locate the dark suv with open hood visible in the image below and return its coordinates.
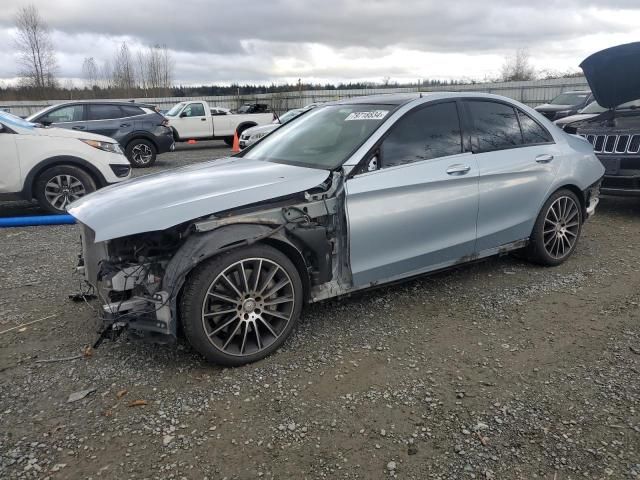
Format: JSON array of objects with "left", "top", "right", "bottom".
[{"left": 568, "top": 42, "right": 640, "bottom": 196}]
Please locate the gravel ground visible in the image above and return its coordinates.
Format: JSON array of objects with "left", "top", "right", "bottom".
[{"left": 0, "top": 143, "right": 639, "bottom": 479}]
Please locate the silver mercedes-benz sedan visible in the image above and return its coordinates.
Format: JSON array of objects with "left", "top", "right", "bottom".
[{"left": 68, "top": 92, "right": 604, "bottom": 365}]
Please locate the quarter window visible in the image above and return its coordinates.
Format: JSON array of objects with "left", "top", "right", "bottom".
[
  {"left": 380, "top": 102, "right": 462, "bottom": 168},
  {"left": 518, "top": 110, "right": 553, "bottom": 144},
  {"left": 183, "top": 103, "right": 205, "bottom": 117},
  {"left": 466, "top": 101, "right": 522, "bottom": 153},
  {"left": 88, "top": 104, "right": 123, "bottom": 121}
]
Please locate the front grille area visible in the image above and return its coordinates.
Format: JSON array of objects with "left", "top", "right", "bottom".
[
  {"left": 602, "top": 176, "right": 640, "bottom": 191},
  {"left": 581, "top": 133, "right": 640, "bottom": 154},
  {"left": 110, "top": 164, "right": 132, "bottom": 178}
]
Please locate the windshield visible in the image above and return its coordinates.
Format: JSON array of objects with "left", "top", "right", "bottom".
[
  {"left": 243, "top": 104, "right": 394, "bottom": 170},
  {"left": 0, "top": 110, "right": 36, "bottom": 129},
  {"left": 550, "top": 93, "right": 590, "bottom": 105},
  {"left": 580, "top": 101, "right": 606, "bottom": 114},
  {"left": 165, "top": 102, "right": 186, "bottom": 117}
]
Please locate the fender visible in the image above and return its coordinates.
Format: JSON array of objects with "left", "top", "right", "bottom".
[
  {"left": 21, "top": 155, "right": 108, "bottom": 199},
  {"left": 236, "top": 121, "right": 258, "bottom": 134},
  {"left": 161, "top": 224, "right": 308, "bottom": 334}
]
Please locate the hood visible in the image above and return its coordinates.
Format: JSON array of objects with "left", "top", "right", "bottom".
[
  {"left": 580, "top": 42, "right": 640, "bottom": 108},
  {"left": 554, "top": 113, "right": 598, "bottom": 127},
  {"left": 573, "top": 111, "right": 640, "bottom": 133},
  {"left": 68, "top": 157, "right": 330, "bottom": 242},
  {"left": 32, "top": 126, "right": 115, "bottom": 142},
  {"left": 244, "top": 123, "right": 280, "bottom": 136}
]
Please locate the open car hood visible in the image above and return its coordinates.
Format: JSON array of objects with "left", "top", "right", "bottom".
[
  {"left": 68, "top": 157, "right": 330, "bottom": 242},
  {"left": 580, "top": 42, "right": 640, "bottom": 109}
]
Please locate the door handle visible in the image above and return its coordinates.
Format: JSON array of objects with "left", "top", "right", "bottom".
[
  {"left": 535, "top": 154, "right": 554, "bottom": 163},
  {"left": 446, "top": 164, "right": 471, "bottom": 175},
  {"left": 200, "top": 118, "right": 207, "bottom": 121},
  {"left": 120, "top": 123, "right": 131, "bottom": 127},
  {"left": 71, "top": 126, "right": 86, "bottom": 130}
]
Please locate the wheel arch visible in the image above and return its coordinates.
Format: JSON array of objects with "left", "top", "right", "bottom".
[
  {"left": 235, "top": 121, "right": 258, "bottom": 135},
  {"left": 164, "top": 224, "right": 311, "bottom": 336},
  {"left": 548, "top": 183, "right": 587, "bottom": 216},
  {"left": 23, "top": 155, "right": 107, "bottom": 199},
  {"left": 123, "top": 132, "right": 158, "bottom": 151}
]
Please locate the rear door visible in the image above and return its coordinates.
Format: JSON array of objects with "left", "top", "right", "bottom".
[
  {"left": 85, "top": 104, "right": 127, "bottom": 140},
  {"left": 179, "top": 102, "right": 211, "bottom": 138},
  {"left": 346, "top": 101, "right": 479, "bottom": 286},
  {"left": 463, "top": 100, "right": 558, "bottom": 251}
]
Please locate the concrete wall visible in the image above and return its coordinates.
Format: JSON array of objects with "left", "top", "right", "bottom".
[{"left": 4, "top": 76, "right": 590, "bottom": 118}]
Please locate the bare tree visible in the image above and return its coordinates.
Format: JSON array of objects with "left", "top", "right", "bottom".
[
  {"left": 139, "top": 44, "right": 173, "bottom": 96},
  {"left": 13, "top": 4, "right": 58, "bottom": 98},
  {"left": 112, "top": 42, "right": 136, "bottom": 95},
  {"left": 82, "top": 57, "right": 98, "bottom": 89},
  {"left": 500, "top": 49, "right": 536, "bottom": 82}
]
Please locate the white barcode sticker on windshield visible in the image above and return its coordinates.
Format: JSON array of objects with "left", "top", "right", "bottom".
[{"left": 345, "top": 110, "right": 389, "bottom": 121}]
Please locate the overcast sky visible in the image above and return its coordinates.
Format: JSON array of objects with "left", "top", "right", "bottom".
[{"left": 0, "top": 0, "right": 639, "bottom": 86}]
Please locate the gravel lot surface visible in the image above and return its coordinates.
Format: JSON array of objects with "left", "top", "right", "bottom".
[{"left": 0, "top": 143, "right": 639, "bottom": 479}]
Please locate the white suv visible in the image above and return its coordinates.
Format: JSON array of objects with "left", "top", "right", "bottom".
[{"left": 0, "top": 110, "right": 131, "bottom": 214}]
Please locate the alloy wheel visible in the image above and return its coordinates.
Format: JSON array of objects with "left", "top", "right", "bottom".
[
  {"left": 44, "top": 174, "right": 87, "bottom": 211},
  {"left": 543, "top": 196, "right": 580, "bottom": 259},
  {"left": 131, "top": 144, "right": 153, "bottom": 165},
  {"left": 201, "top": 258, "right": 296, "bottom": 357}
]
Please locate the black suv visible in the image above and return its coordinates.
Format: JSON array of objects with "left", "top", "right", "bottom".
[
  {"left": 534, "top": 90, "right": 594, "bottom": 121},
  {"left": 27, "top": 101, "right": 174, "bottom": 167}
]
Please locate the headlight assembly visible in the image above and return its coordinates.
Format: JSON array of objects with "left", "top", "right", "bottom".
[{"left": 80, "top": 139, "right": 124, "bottom": 154}]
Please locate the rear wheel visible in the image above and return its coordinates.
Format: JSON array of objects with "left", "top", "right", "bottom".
[
  {"left": 223, "top": 137, "right": 234, "bottom": 146},
  {"left": 126, "top": 139, "right": 156, "bottom": 168},
  {"left": 527, "top": 189, "right": 582, "bottom": 266},
  {"left": 34, "top": 165, "right": 96, "bottom": 214},
  {"left": 181, "top": 244, "right": 303, "bottom": 366}
]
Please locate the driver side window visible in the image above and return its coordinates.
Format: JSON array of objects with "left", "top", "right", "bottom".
[
  {"left": 379, "top": 102, "right": 462, "bottom": 169},
  {"left": 42, "top": 105, "right": 84, "bottom": 123},
  {"left": 183, "top": 103, "right": 205, "bottom": 117}
]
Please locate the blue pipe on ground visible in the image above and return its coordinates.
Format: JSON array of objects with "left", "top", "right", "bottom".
[{"left": 0, "top": 214, "right": 76, "bottom": 227}]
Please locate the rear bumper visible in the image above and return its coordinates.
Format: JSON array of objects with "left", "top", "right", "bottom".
[
  {"left": 155, "top": 130, "right": 175, "bottom": 154},
  {"left": 583, "top": 179, "right": 602, "bottom": 220}
]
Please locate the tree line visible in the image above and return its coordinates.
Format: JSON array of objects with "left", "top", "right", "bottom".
[{"left": 3, "top": 4, "right": 583, "bottom": 103}]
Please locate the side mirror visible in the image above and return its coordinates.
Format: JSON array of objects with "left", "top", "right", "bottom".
[
  {"left": 367, "top": 155, "right": 379, "bottom": 172},
  {"left": 40, "top": 118, "right": 52, "bottom": 126},
  {"left": 179, "top": 111, "right": 188, "bottom": 118}
]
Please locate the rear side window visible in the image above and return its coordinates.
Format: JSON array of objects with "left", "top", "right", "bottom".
[
  {"left": 183, "top": 103, "right": 205, "bottom": 117},
  {"left": 120, "top": 105, "right": 144, "bottom": 117},
  {"left": 88, "top": 104, "right": 123, "bottom": 121},
  {"left": 380, "top": 102, "right": 462, "bottom": 168},
  {"left": 466, "top": 101, "right": 522, "bottom": 153},
  {"left": 517, "top": 110, "right": 553, "bottom": 144}
]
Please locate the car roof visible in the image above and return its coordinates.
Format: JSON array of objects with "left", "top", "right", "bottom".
[
  {"left": 331, "top": 91, "right": 535, "bottom": 107},
  {"left": 47, "top": 100, "right": 157, "bottom": 108}
]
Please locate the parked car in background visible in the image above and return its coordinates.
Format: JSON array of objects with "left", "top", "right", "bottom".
[
  {"left": 210, "top": 107, "right": 231, "bottom": 116},
  {"left": 0, "top": 110, "right": 130, "bottom": 214},
  {"left": 554, "top": 100, "right": 606, "bottom": 130},
  {"left": 235, "top": 103, "right": 270, "bottom": 114},
  {"left": 27, "top": 101, "right": 174, "bottom": 167},
  {"left": 164, "top": 101, "right": 273, "bottom": 145},
  {"left": 69, "top": 92, "right": 603, "bottom": 366},
  {"left": 239, "top": 106, "right": 315, "bottom": 149},
  {"left": 535, "top": 90, "right": 593, "bottom": 121},
  {"left": 571, "top": 42, "right": 640, "bottom": 196}
]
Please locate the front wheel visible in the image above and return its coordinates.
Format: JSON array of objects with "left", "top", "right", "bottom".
[
  {"left": 527, "top": 189, "right": 583, "bottom": 266},
  {"left": 126, "top": 139, "right": 157, "bottom": 168},
  {"left": 181, "top": 244, "right": 303, "bottom": 366},
  {"left": 34, "top": 165, "right": 96, "bottom": 214}
]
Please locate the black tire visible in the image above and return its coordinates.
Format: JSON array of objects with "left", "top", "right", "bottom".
[
  {"left": 126, "top": 139, "right": 157, "bottom": 168},
  {"left": 34, "top": 165, "right": 97, "bottom": 214},
  {"left": 223, "top": 137, "right": 234, "bottom": 146},
  {"left": 181, "top": 244, "right": 304, "bottom": 366},
  {"left": 527, "top": 188, "right": 583, "bottom": 266}
]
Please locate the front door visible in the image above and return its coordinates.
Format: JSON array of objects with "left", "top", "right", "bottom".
[
  {"left": 180, "top": 102, "right": 210, "bottom": 138},
  {"left": 345, "top": 101, "right": 479, "bottom": 287},
  {"left": 462, "top": 100, "right": 559, "bottom": 251},
  {"left": 0, "top": 126, "right": 21, "bottom": 193}
]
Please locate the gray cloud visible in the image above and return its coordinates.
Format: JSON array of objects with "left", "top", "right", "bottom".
[{"left": 0, "top": 0, "right": 638, "bottom": 84}]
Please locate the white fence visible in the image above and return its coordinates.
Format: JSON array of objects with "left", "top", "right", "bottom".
[{"left": 3, "top": 76, "right": 590, "bottom": 118}]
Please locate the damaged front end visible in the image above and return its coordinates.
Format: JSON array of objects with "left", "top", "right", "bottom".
[{"left": 76, "top": 171, "right": 348, "bottom": 342}]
